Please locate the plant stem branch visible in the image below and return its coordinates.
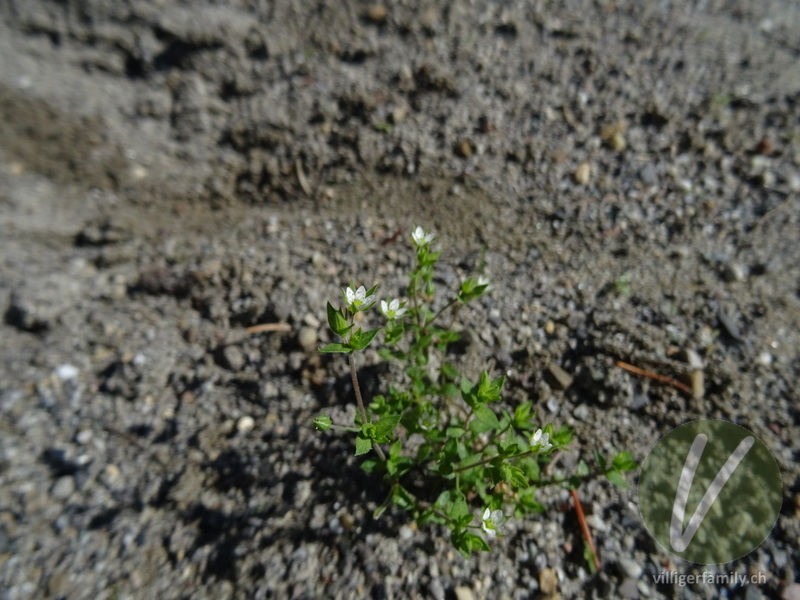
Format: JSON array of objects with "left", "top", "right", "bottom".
[
  {"left": 571, "top": 488, "right": 600, "bottom": 571},
  {"left": 427, "top": 297, "right": 458, "bottom": 327},
  {"left": 349, "top": 352, "right": 386, "bottom": 460}
]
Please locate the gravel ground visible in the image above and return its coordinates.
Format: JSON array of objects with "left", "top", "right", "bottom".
[{"left": 1, "top": 1, "right": 799, "bottom": 599}]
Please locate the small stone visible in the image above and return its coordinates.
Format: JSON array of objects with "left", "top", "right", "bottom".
[
  {"left": 391, "top": 105, "right": 407, "bottom": 123},
  {"left": 544, "top": 363, "right": 573, "bottom": 390},
  {"left": 237, "top": 416, "right": 255, "bottom": 433},
  {"left": 544, "top": 320, "right": 556, "bottom": 335},
  {"left": 298, "top": 326, "right": 318, "bottom": 351},
  {"left": 454, "top": 587, "right": 475, "bottom": 600},
  {"left": 618, "top": 557, "right": 643, "bottom": 579},
  {"left": 574, "top": 162, "right": 591, "bottom": 185},
  {"left": 639, "top": 163, "right": 658, "bottom": 186},
  {"left": 539, "top": 568, "right": 558, "bottom": 596},
  {"left": 104, "top": 464, "right": 121, "bottom": 484},
  {"left": 723, "top": 263, "right": 747, "bottom": 282},
  {"left": 675, "top": 177, "right": 693, "bottom": 193},
  {"left": 366, "top": 4, "right": 388, "bottom": 22},
  {"left": 220, "top": 345, "right": 246, "bottom": 371},
  {"left": 783, "top": 583, "right": 800, "bottom": 600},
  {"left": 455, "top": 139, "right": 473, "bottom": 158},
  {"left": 55, "top": 364, "right": 79, "bottom": 381},
  {"left": 619, "top": 578, "right": 639, "bottom": 599},
  {"left": 75, "top": 430, "right": 93, "bottom": 445},
  {"left": 609, "top": 131, "right": 626, "bottom": 151},
  {"left": 303, "top": 313, "right": 321, "bottom": 328},
  {"left": 51, "top": 476, "right": 75, "bottom": 499},
  {"left": 573, "top": 405, "right": 590, "bottom": 421},
  {"left": 757, "top": 351, "right": 773, "bottom": 367}
]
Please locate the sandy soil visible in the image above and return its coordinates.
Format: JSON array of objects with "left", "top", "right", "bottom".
[{"left": 1, "top": 1, "right": 799, "bottom": 599}]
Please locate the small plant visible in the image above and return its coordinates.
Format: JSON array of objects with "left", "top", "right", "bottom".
[{"left": 315, "top": 226, "right": 637, "bottom": 559}]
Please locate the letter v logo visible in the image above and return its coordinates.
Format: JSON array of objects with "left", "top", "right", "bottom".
[
  {"left": 639, "top": 420, "right": 781, "bottom": 564},
  {"left": 669, "top": 433, "right": 754, "bottom": 552}
]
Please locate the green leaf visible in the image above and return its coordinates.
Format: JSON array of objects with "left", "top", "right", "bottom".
[
  {"left": 460, "top": 378, "right": 477, "bottom": 408},
  {"left": 318, "top": 343, "right": 351, "bottom": 353},
  {"left": 326, "top": 302, "right": 351, "bottom": 337},
  {"left": 513, "top": 401, "right": 533, "bottom": 429},
  {"left": 384, "top": 321, "right": 404, "bottom": 345},
  {"left": 575, "top": 459, "right": 590, "bottom": 477},
  {"left": 441, "top": 362, "right": 459, "bottom": 380},
  {"left": 452, "top": 530, "right": 490, "bottom": 558},
  {"left": 378, "top": 347, "right": 407, "bottom": 361},
  {"left": 476, "top": 371, "right": 505, "bottom": 403},
  {"left": 355, "top": 435, "right": 372, "bottom": 456},
  {"left": 471, "top": 404, "right": 500, "bottom": 433},
  {"left": 446, "top": 492, "right": 470, "bottom": 522},
  {"left": 445, "top": 425, "right": 465, "bottom": 438},
  {"left": 606, "top": 469, "right": 629, "bottom": 489},
  {"left": 440, "top": 382, "right": 458, "bottom": 397},
  {"left": 500, "top": 463, "right": 529, "bottom": 488},
  {"left": 365, "top": 283, "right": 380, "bottom": 299},
  {"left": 612, "top": 451, "right": 638, "bottom": 472},
  {"left": 313, "top": 414, "right": 332, "bottom": 431},
  {"left": 520, "top": 457, "right": 540, "bottom": 481},
  {"left": 373, "top": 414, "right": 401, "bottom": 441},
  {"left": 517, "top": 487, "right": 546, "bottom": 515},
  {"left": 350, "top": 327, "right": 381, "bottom": 351},
  {"left": 360, "top": 458, "right": 382, "bottom": 474},
  {"left": 594, "top": 450, "right": 607, "bottom": 471},
  {"left": 391, "top": 485, "right": 415, "bottom": 511}
]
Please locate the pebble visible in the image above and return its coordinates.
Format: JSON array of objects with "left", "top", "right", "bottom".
[
  {"left": 454, "top": 587, "right": 475, "bottom": 600},
  {"left": 782, "top": 583, "right": 800, "bottom": 600},
  {"left": 366, "top": 4, "right": 388, "bottom": 22},
  {"left": 618, "top": 557, "right": 643, "bottom": 579},
  {"left": 455, "top": 139, "right": 473, "bottom": 158},
  {"left": 609, "top": 131, "right": 626, "bottom": 151},
  {"left": 574, "top": 162, "right": 591, "bottom": 185},
  {"left": 675, "top": 177, "right": 693, "bottom": 193},
  {"left": 757, "top": 351, "right": 773, "bottom": 367},
  {"left": 538, "top": 568, "right": 558, "bottom": 597},
  {"left": 75, "top": 429, "right": 93, "bottom": 445},
  {"left": 639, "top": 163, "right": 658, "bottom": 185},
  {"left": 618, "top": 578, "right": 639, "bottom": 599},
  {"left": 51, "top": 476, "right": 75, "bottom": 499},
  {"left": 237, "top": 416, "right": 255, "bottom": 433},
  {"left": 221, "top": 345, "right": 246, "bottom": 371},
  {"left": 55, "top": 364, "right": 79, "bottom": 381},
  {"left": 572, "top": 404, "right": 590, "bottom": 421},
  {"left": 298, "top": 326, "right": 318, "bottom": 350},
  {"left": 545, "top": 363, "right": 573, "bottom": 390},
  {"left": 723, "top": 263, "right": 747, "bottom": 282}
]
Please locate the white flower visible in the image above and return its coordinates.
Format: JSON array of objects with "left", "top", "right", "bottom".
[
  {"left": 411, "top": 226, "right": 435, "bottom": 247},
  {"left": 343, "top": 285, "right": 376, "bottom": 312},
  {"left": 380, "top": 298, "right": 407, "bottom": 319},
  {"left": 530, "top": 428, "right": 553, "bottom": 453},
  {"left": 477, "top": 275, "right": 490, "bottom": 287},
  {"left": 481, "top": 507, "right": 506, "bottom": 538}
]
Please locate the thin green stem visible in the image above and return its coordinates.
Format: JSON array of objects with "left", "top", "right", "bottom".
[
  {"left": 454, "top": 449, "right": 535, "bottom": 474},
  {"left": 426, "top": 297, "right": 459, "bottom": 327},
  {"left": 349, "top": 352, "right": 386, "bottom": 461}
]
